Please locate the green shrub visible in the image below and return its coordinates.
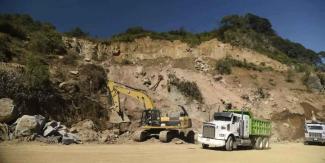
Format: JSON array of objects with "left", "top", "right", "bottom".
[
  {"left": 79, "top": 64, "right": 107, "bottom": 93},
  {"left": 286, "top": 69, "right": 295, "bottom": 83},
  {"left": 28, "top": 30, "right": 65, "bottom": 54},
  {"left": 61, "top": 54, "right": 79, "bottom": 65},
  {"left": 0, "top": 51, "right": 5, "bottom": 61},
  {"left": 0, "top": 34, "right": 14, "bottom": 62},
  {"left": 0, "top": 22, "right": 26, "bottom": 39},
  {"left": 215, "top": 56, "right": 268, "bottom": 74},
  {"left": 24, "top": 54, "right": 50, "bottom": 90},
  {"left": 168, "top": 74, "right": 203, "bottom": 103},
  {"left": 121, "top": 58, "right": 132, "bottom": 65},
  {"left": 302, "top": 70, "right": 311, "bottom": 84},
  {"left": 215, "top": 58, "right": 232, "bottom": 75},
  {"left": 216, "top": 13, "right": 321, "bottom": 65},
  {"left": 64, "top": 27, "right": 89, "bottom": 38}
]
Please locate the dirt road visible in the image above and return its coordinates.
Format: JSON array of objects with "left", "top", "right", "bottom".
[{"left": 0, "top": 142, "right": 324, "bottom": 163}]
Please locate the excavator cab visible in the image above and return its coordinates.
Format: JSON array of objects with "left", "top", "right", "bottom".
[{"left": 141, "top": 109, "right": 161, "bottom": 126}]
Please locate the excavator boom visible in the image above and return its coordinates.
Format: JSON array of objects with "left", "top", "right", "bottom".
[{"left": 107, "top": 80, "right": 155, "bottom": 123}]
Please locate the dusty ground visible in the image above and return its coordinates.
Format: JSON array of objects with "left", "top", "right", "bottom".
[{"left": 0, "top": 142, "right": 324, "bottom": 163}]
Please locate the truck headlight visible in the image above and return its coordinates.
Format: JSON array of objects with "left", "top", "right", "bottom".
[{"left": 219, "top": 134, "right": 225, "bottom": 137}]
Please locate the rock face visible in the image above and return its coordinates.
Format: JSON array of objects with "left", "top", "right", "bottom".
[
  {"left": 70, "top": 119, "right": 99, "bottom": 142},
  {"left": 0, "top": 98, "right": 17, "bottom": 123},
  {"left": 62, "top": 37, "right": 287, "bottom": 71},
  {"left": 13, "top": 115, "right": 45, "bottom": 137},
  {"left": 305, "top": 74, "right": 323, "bottom": 92}
]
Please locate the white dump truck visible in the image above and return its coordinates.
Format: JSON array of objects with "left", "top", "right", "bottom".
[
  {"left": 304, "top": 120, "right": 325, "bottom": 145},
  {"left": 198, "top": 110, "right": 271, "bottom": 151}
]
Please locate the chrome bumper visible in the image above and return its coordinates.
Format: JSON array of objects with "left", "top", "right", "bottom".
[
  {"left": 305, "top": 137, "right": 325, "bottom": 143},
  {"left": 198, "top": 135, "right": 226, "bottom": 147}
]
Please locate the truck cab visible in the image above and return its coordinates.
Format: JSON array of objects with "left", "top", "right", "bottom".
[
  {"left": 198, "top": 110, "right": 271, "bottom": 151},
  {"left": 304, "top": 121, "right": 325, "bottom": 144}
]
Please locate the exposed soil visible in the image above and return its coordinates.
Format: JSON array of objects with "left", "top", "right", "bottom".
[{"left": 0, "top": 142, "right": 324, "bottom": 163}]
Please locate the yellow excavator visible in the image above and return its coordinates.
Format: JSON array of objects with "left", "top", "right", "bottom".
[{"left": 107, "top": 80, "right": 194, "bottom": 143}]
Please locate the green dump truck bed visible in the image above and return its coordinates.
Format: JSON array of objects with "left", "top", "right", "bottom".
[
  {"left": 224, "top": 110, "right": 271, "bottom": 137},
  {"left": 250, "top": 118, "right": 271, "bottom": 136}
]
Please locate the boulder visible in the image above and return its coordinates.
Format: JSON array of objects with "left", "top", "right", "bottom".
[
  {"left": 136, "top": 66, "right": 146, "bottom": 76},
  {"left": 76, "top": 129, "right": 98, "bottom": 142},
  {"left": 43, "top": 121, "right": 61, "bottom": 137},
  {"left": 0, "top": 98, "right": 17, "bottom": 123},
  {"left": 70, "top": 119, "right": 95, "bottom": 131},
  {"left": 84, "top": 58, "right": 91, "bottom": 62},
  {"left": 70, "top": 119, "right": 99, "bottom": 142},
  {"left": 0, "top": 123, "right": 9, "bottom": 141},
  {"left": 69, "top": 70, "right": 79, "bottom": 75},
  {"left": 59, "top": 80, "right": 79, "bottom": 93},
  {"left": 99, "top": 130, "right": 114, "bottom": 143},
  {"left": 305, "top": 74, "right": 323, "bottom": 92},
  {"left": 14, "top": 115, "right": 45, "bottom": 137},
  {"left": 62, "top": 133, "right": 81, "bottom": 145},
  {"left": 14, "top": 115, "right": 37, "bottom": 137},
  {"left": 41, "top": 120, "right": 80, "bottom": 145},
  {"left": 213, "top": 75, "right": 223, "bottom": 82},
  {"left": 143, "top": 77, "right": 151, "bottom": 86}
]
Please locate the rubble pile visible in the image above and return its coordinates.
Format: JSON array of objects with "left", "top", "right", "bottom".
[
  {"left": 0, "top": 98, "right": 128, "bottom": 145},
  {"left": 0, "top": 113, "right": 81, "bottom": 145},
  {"left": 194, "top": 57, "right": 210, "bottom": 72},
  {"left": 0, "top": 98, "right": 78, "bottom": 144}
]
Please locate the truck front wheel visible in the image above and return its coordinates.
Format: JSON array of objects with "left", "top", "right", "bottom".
[
  {"left": 225, "top": 136, "right": 234, "bottom": 151},
  {"left": 202, "top": 144, "right": 209, "bottom": 149}
]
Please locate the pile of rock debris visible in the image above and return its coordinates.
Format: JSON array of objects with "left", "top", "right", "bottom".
[
  {"left": 1, "top": 113, "right": 81, "bottom": 145},
  {"left": 0, "top": 98, "right": 126, "bottom": 145}
]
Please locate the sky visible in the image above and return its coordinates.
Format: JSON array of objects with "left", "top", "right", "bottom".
[{"left": 0, "top": 0, "right": 324, "bottom": 52}]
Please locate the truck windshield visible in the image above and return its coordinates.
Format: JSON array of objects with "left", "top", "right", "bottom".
[
  {"left": 308, "top": 126, "right": 323, "bottom": 130},
  {"left": 214, "top": 112, "right": 232, "bottom": 121},
  {"left": 214, "top": 116, "right": 232, "bottom": 121}
]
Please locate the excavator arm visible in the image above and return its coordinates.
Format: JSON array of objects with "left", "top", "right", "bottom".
[{"left": 107, "top": 80, "right": 155, "bottom": 123}]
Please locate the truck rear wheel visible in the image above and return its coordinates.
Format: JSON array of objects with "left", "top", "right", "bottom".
[
  {"left": 254, "top": 137, "right": 263, "bottom": 150},
  {"left": 262, "top": 137, "right": 270, "bottom": 149},
  {"left": 225, "top": 136, "right": 234, "bottom": 151}
]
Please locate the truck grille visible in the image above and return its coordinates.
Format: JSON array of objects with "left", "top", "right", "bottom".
[
  {"left": 309, "top": 132, "right": 322, "bottom": 138},
  {"left": 203, "top": 125, "right": 215, "bottom": 139}
]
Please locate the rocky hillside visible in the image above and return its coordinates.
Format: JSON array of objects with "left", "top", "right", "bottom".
[
  {"left": 60, "top": 35, "right": 325, "bottom": 141},
  {"left": 0, "top": 14, "right": 324, "bottom": 143}
]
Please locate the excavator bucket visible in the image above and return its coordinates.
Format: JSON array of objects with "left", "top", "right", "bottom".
[{"left": 109, "top": 110, "right": 130, "bottom": 123}]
